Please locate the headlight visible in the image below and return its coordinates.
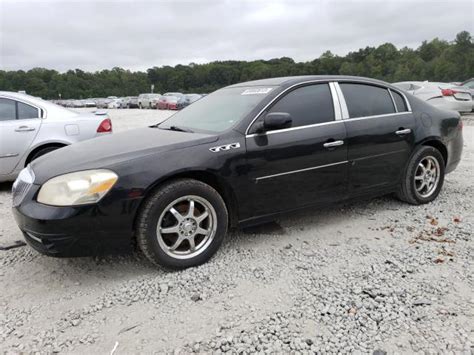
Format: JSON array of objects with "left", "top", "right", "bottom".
[{"left": 37, "top": 169, "right": 118, "bottom": 206}]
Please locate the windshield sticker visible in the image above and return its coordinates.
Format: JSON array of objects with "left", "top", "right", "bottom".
[{"left": 241, "top": 88, "right": 273, "bottom": 95}]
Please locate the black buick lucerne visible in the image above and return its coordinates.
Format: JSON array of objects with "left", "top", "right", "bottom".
[{"left": 12, "top": 76, "right": 463, "bottom": 269}]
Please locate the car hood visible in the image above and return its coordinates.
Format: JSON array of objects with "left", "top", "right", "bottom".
[{"left": 31, "top": 127, "right": 218, "bottom": 184}]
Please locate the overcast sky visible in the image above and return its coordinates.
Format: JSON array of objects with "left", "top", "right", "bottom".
[{"left": 0, "top": 0, "right": 472, "bottom": 72}]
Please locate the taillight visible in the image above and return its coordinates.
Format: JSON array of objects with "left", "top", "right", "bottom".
[
  {"left": 441, "top": 88, "right": 459, "bottom": 96},
  {"left": 97, "top": 118, "right": 112, "bottom": 133}
]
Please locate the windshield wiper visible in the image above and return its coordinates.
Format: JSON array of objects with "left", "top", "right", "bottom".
[
  {"left": 151, "top": 124, "right": 194, "bottom": 133},
  {"left": 167, "top": 125, "right": 194, "bottom": 133}
]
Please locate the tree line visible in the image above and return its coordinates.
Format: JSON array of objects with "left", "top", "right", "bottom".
[{"left": 0, "top": 31, "right": 472, "bottom": 99}]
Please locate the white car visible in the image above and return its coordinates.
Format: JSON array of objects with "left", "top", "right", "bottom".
[
  {"left": 137, "top": 93, "right": 161, "bottom": 109},
  {"left": 393, "top": 81, "right": 472, "bottom": 113},
  {"left": 0, "top": 91, "right": 112, "bottom": 182},
  {"left": 107, "top": 98, "right": 123, "bottom": 109}
]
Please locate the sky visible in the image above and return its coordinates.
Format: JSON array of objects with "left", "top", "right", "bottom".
[{"left": 0, "top": 0, "right": 473, "bottom": 72}]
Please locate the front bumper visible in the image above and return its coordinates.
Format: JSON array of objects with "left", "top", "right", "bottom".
[{"left": 12, "top": 184, "right": 139, "bottom": 257}]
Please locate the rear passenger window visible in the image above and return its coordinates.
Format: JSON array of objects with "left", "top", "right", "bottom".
[
  {"left": 340, "top": 83, "right": 395, "bottom": 118},
  {"left": 390, "top": 90, "right": 408, "bottom": 112},
  {"left": 268, "top": 84, "right": 334, "bottom": 128},
  {"left": 0, "top": 98, "right": 17, "bottom": 121},
  {"left": 18, "top": 102, "right": 39, "bottom": 119}
]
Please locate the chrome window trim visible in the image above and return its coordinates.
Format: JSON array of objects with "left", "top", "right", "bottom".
[
  {"left": 246, "top": 111, "right": 411, "bottom": 138},
  {"left": 388, "top": 89, "right": 398, "bottom": 113},
  {"left": 388, "top": 88, "right": 411, "bottom": 113},
  {"left": 333, "top": 82, "right": 349, "bottom": 119},
  {"left": 335, "top": 81, "right": 412, "bottom": 119},
  {"left": 245, "top": 79, "right": 332, "bottom": 136},
  {"left": 256, "top": 160, "right": 349, "bottom": 181},
  {"left": 328, "top": 82, "right": 343, "bottom": 121},
  {"left": 244, "top": 78, "right": 414, "bottom": 136},
  {"left": 338, "top": 111, "right": 412, "bottom": 122},
  {"left": 246, "top": 119, "right": 344, "bottom": 138}
]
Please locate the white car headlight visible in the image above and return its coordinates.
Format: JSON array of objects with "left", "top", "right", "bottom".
[{"left": 37, "top": 169, "right": 118, "bottom": 206}]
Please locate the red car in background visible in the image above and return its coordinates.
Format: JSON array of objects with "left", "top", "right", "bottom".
[
  {"left": 156, "top": 95, "right": 168, "bottom": 109},
  {"left": 157, "top": 95, "right": 181, "bottom": 110},
  {"left": 166, "top": 96, "right": 179, "bottom": 110}
]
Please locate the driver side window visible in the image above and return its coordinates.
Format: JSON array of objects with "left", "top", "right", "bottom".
[{"left": 267, "top": 83, "right": 335, "bottom": 128}]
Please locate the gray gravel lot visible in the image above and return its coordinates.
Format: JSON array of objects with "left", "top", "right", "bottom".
[{"left": 0, "top": 110, "right": 473, "bottom": 353}]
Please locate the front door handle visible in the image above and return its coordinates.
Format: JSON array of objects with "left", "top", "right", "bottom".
[
  {"left": 395, "top": 128, "right": 411, "bottom": 135},
  {"left": 15, "top": 126, "right": 36, "bottom": 132},
  {"left": 323, "top": 140, "right": 344, "bottom": 148}
]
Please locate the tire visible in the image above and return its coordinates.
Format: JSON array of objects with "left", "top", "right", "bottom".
[
  {"left": 139, "top": 103, "right": 142, "bottom": 109},
  {"left": 397, "top": 146, "right": 445, "bottom": 205},
  {"left": 136, "top": 179, "right": 228, "bottom": 269},
  {"left": 27, "top": 146, "right": 62, "bottom": 164}
]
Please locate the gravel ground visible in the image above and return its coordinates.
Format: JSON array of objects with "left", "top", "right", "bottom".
[{"left": 0, "top": 110, "right": 473, "bottom": 354}]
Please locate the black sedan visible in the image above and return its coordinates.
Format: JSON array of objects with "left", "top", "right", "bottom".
[{"left": 12, "top": 76, "right": 463, "bottom": 269}]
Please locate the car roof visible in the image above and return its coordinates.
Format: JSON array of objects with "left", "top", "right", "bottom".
[
  {"left": 0, "top": 91, "right": 45, "bottom": 104},
  {"left": 0, "top": 91, "right": 78, "bottom": 117},
  {"left": 227, "top": 75, "right": 392, "bottom": 88}
]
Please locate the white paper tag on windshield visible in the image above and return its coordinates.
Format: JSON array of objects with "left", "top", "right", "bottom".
[{"left": 241, "top": 88, "right": 273, "bottom": 95}]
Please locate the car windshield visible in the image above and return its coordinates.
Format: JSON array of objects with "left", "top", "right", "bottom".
[{"left": 159, "top": 86, "right": 275, "bottom": 133}]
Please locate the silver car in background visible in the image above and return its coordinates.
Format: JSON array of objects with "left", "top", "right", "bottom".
[
  {"left": 393, "top": 81, "right": 472, "bottom": 113},
  {"left": 0, "top": 91, "right": 113, "bottom": 182},
  {"left": 460, "top": 78, "right": 474, "bottom": 110}
]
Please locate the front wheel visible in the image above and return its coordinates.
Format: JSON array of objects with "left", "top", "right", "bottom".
[
  {"left": 136, "top": 179, "right": 228, "bottom": 269},
  {"left": 397, "top": 146, "right": 445, "bottom": 205}
]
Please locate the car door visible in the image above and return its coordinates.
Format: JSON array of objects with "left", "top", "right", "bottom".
[
  {"left": 337, "top": 82, "right": 415, "bottom": 195},
  {"left": 243, "top": 82, "right": 348, "bottom": 219},
  {"left": 0, "top": 98, "right": 42, "bottom": 175}
]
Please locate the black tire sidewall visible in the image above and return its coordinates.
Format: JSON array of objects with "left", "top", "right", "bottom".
[
  {"left": 405, "top": 146, "right": 445, "bottom": 204},
  {"left": 29, "top": 146, "right": 60, "bottom": 163},
  {"left": 139, "top": 180, "right": 228, "bottom": 269}
]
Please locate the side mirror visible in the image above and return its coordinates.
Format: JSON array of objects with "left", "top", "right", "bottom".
[{"left": 255, "top": 112, "right": 292, "bottom": 132}]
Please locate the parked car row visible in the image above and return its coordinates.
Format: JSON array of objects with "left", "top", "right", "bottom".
[
  {"left": 54, "top": 93, "right": 204, "bottom": 110},
  {"left": 393, "top": 80, "right": 473, "bottom": 113},
  {"left": 138, "top": 93, "right": 204, "bottom": 110}
]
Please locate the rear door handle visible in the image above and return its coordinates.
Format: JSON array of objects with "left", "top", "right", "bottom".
[
  {"left": 323, "top": 140, "right": 344, "bottom": 148},
  {"left": 15, "top": 126, "right": 36, "bottom": 132},
  {"left": 395, "top": 128, "right": 411, "bottom": 135}
]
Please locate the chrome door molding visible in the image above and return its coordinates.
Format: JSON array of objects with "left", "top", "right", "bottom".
[
  {"left": 255, "top": 161, "right": 349, "bottom": 182},
  {"left": 0, "top": 153, "right": 20, "bottom": 158}
]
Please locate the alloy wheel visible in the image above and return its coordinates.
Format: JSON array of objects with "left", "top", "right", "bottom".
[
  {"left": 156, "top": 195, "right": 217, "bottom": 259},
  {"left": 414, "top": 156, "right": 440, "bottom": 198}
]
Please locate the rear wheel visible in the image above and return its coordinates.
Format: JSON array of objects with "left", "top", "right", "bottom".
[
  {"left": 397, "top": 146, "right": 445, "bottom": 205},
  {"left": 136, "top": 179, "right": 228, "bottom": 269}
]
